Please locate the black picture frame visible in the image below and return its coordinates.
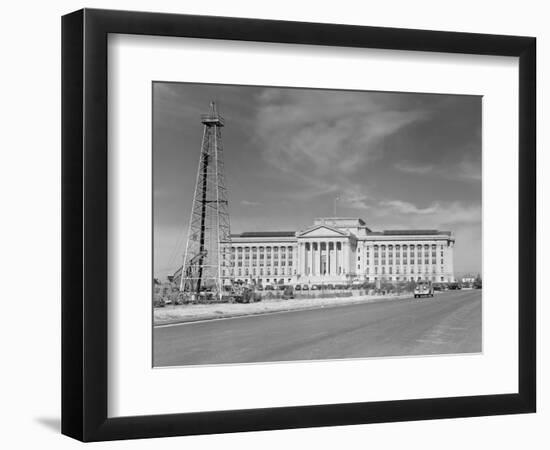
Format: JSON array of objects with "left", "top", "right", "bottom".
[{"left": 62, "top": 8, "right": 536, "bottom": 442}]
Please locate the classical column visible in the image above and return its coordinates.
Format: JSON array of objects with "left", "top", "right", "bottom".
[
  {"left": 328, "top": 242, "right": 332, "bottom": 276},
  {"left": 335, "top": 241, "right": 340, "bottom": 275},
  {"left": 343, "top": 241, "right": 349, "bottom": 275},
  {"left": 302, "top": 243, "right": 307, "bottom": 277},
  {"left": 307, "top": 242, "right": 313, "bottom": 276},
  {"left": 326, "top": 241, "right": 331, "bottom": 276},
  {"left": 311, "top": 242, "right": 319, "bottom": 275},
  {"left": 320, "top": 241, "right": 323, "bottom": 276},
  {"left": 302, "top": 242, "right": 306, "bottom": 275}
]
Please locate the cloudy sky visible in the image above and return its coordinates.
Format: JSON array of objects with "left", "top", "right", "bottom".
[{"left": 153, "top": 82, "right": 481, "bottom": 279}]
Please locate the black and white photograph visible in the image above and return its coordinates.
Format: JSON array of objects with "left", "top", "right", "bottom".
[{"left": 152, "top": 83, "right": 482, "bottom": 367}]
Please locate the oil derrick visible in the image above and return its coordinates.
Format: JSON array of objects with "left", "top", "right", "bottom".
[{"left": 179, "top": 102, "right": 232, "bottom": 300}]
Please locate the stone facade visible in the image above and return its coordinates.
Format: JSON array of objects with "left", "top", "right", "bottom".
[{"left": 222, "top": 217, "right": 455, "bottom": 285}]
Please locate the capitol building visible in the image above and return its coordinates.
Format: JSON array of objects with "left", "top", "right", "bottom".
[{"left": 222, "top": 217, "right": 455, "bottom": 286}]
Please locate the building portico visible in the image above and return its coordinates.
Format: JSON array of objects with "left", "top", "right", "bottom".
[{"left": 296, "top": 224, "right": 356, "bottom": 283}]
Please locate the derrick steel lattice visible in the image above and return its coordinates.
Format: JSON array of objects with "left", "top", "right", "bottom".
[{"left": 179, "top": 102, "right": 232, "bottom": 299}]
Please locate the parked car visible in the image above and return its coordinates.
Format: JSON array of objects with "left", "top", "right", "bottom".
[
  {"left": 294, "top": 284, "right": 301, "bottom": 291},
  {"left": 302, "top": 284, "right": 310, "bottom": 291},
  {"left": 282, "top": 286, "right": 294, "bottom": 299},
  {"left": 448, "top": 282, "right": 461, "bottom": 290},
  {"left": 414, "top": 281, "right": 434, "bottom": 298},
  {"left": 234, "top": 287, "right": 261, "bottom": 303},
  {"left": 153, "top": 296, "right": 165, "bottom": 308}
]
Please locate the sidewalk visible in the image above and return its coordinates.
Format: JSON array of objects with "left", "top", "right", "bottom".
[{"left": 154, "top": 292, "right": 415, "bottom": 326}]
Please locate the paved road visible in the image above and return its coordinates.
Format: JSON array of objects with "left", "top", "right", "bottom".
[{"left": 153, "top": 290, "right": 481, "bottom": 367}]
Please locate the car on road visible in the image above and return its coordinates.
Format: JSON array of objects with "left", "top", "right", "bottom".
[
  {"left": 414, "top": 281, "right": 434, "bottom": 298},
  {"left": 448, "top": 282, "right": 462, "bottom": 290}
]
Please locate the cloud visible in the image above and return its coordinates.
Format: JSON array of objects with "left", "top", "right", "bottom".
[
  {"left": 454, "top": 158, "right": 481, "bottom": 181},
  {"left": 254, "top": 89, "right": 430, "bottom": 201},
  {"left": 394, "top": 156, "right": 481, "bottom": 182},
  {"left": 241, "top": 200, "right": 261, "bottom": 207},
  {"left": 379, "top": 200, "right": 481, "bottom": 227},
  {"left": 380, "top": 200, "right": 438, "bottom": 215},
  {"left": 394, "top": 162, "right": 434, "bottom": 175}
]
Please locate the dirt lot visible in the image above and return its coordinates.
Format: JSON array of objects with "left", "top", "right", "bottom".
[{"left": 154, "top": 291, "right": 416, "bottom": 325}]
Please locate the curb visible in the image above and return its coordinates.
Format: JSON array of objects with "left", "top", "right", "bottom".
[{"left": 154, "top": 293, "right": 417, "bottom": 327}]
